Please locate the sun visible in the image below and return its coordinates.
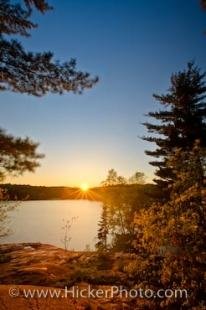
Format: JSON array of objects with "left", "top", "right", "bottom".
[{"left": 80, "top": 183, "right": 89, "bottom": 192}]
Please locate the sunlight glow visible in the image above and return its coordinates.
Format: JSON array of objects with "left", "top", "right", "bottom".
[{"left": 80, "top": 183, "right": 89, "bottom": 192}]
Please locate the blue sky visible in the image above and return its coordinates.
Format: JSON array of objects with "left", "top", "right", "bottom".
[{"left": 0, "top": 0, "right": 206, "bottom": 186}]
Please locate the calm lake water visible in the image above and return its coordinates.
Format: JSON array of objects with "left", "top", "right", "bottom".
[{"left": 1, "top": 200, "right": 102, "bottom": 251}]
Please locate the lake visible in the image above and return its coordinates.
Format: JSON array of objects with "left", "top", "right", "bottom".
[{"left": 1, "top": 200, "right": 102, "bottom": 251}]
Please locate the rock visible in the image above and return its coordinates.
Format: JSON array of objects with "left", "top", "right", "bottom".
[{"left": 24, "top": 246, "right": 35, "bottom": 251}]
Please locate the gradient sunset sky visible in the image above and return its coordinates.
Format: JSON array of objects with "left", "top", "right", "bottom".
[{"left": 1, "top": 0, "right": 206, "bottom": 187}]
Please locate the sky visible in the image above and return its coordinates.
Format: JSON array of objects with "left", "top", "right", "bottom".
[{"left": 0, "top": 0, "right": 206, "bottom": 187}]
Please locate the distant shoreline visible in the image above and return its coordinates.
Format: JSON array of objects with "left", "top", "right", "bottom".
[{"left": 0, "top": 183, "right": 156, "bottom": 201}]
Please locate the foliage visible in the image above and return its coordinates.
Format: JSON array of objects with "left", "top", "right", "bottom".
[
  {"left": 101, "top": 169, "right": 124, "bottom": 186},
  {"left": 0, "top": 188, "right": 18, "bottom": 238},
  {"left": 96, "top": 204, "right": 108, "bottom": 251},
  {"left": 101, "top": 169, "right": 145, "bottom": 186},
  {"left": 96, "top": 184, "right": 157, "bottom": 252},
  {"left": 0, "top": 183, "right": 159, "bottom": 200},
  {"left": 0, "top": 0, "right": 98, "bottom": 178},
  {"left": 0, "top": 0, "right": 98, "bottom": 95},
  {"left": 0, "top": 128, "right": 43, "bottom": 181},
  {"left": 133, "top": 142, "right": 206, "bottom": 308},
  {"left": 128, "top": 171, "right": 145, "bottom": 184},
  {"left": 95, "top": 252, "right": 112, "bottom": 270},
  {"left": 0, "top": 0, "right": 98, "bottom": 235},
  {"left": 143, "top": 62, "right": 206, "bottom": 191}
]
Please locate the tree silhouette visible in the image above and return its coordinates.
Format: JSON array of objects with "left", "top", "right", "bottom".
[
  {"left": 0, "top": 0, "right": 98, "bottom": 96},
  {"left": 0, "top": 0, "right": 98, "bottom": 181},
  {"left": 101, "top": 169, "right": 119, "bottom": 186},
  {"left": 128, "top": 171, "right": 145, "bottom": 184},
  {"left": 101, "top": 169, "right": 145, "bottom": 186},
  {"left": 143, "top": 63, "right": 206, "bottom": 191},
  {"left": 96, "top": 204, "right": 108, "bottom": 251},
  {"left": 0, "top": 128, "right": 43, "bottom": 181}
]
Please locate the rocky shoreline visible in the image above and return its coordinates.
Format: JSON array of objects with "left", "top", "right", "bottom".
[{"left": 0, "top": 243, "right": 136, "bottom": 310}]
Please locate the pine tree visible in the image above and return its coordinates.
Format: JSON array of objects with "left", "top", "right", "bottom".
[
  {"left": 143, "top": 63, "right": 206, "bottom": 190},
  {"left": 134, "top": 141, "right": 206, "bottom": 308},
  {"left": 96, "top": 204, "right": 108, "bottom": 251},
  {"left": 0, "top": 0, "right": 98, "bottom": 95},
  {"left": 0, "top": 1, "right": 98, "bottom": 181},
  {"left": 0, "top": 128, "right": 43, "bottom": 181}
]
